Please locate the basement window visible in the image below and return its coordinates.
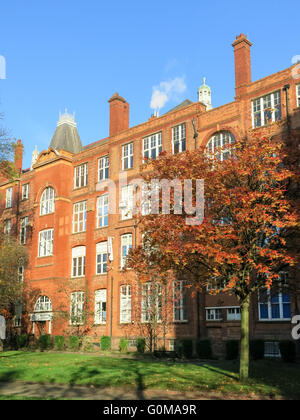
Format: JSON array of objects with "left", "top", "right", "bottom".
[{"left": 264, "top": 341, "right": 281, "bottom": 358}]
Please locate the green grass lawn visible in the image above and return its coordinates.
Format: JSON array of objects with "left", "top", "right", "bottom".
[{"left": 0, "top": 351, "right": 299, "bottom": 398}]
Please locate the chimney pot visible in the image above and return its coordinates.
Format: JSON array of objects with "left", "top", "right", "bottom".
[{"left": 108, "top": 93, "right": 129, "bottom": 136}]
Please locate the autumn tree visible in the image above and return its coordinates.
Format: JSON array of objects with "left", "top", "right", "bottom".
[
  {"left": 0, "top": 111, "right": 28, "bottom": 349},
  {"left": 128, "top": 128, "right": 298, "bottom": 380}
]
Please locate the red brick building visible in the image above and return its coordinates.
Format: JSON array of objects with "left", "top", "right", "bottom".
[{"left": 1, "top": 34, "right": 300, "bottom": 356}]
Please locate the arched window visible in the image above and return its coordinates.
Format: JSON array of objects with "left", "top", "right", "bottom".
[
  {"left": 206, "top": 131, "right": 235, "bottom": 161},
  {"left": 40, "top": 187, "right": 55, "bottom": 215},
  {"left": 34, "top": 296, "right": 52, "bottom": 312}
]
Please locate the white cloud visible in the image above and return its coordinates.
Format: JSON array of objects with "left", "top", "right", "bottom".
[{"left": 150, "top": 76, "right": 186, "bottom": 110}]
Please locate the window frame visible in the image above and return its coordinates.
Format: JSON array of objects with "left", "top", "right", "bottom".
[
  {"left": 143, "top": 132, "right": 162, "bottom": 161},
  {"left": 20, "top": 216, "right": 28, "bottom": 245},
  {"left": 6, "top": 187, "right": 13, "bottom": 208},
  {"left": 173, "top": 280, "right": 187, "bottom": 322},
  {"left": 73, "top": 201, "right": 87, "bottom": 233},
  {"left": 21, "top": 183, "right": 30, "bottom": 200},
  {"left": 40, "top": 187, "right": 55, "bottom": 215},
  {"left": 120, "top": 284, "right": 131, "bottom": 324},
  {"left": 94, "top": 289, "right": 107, "bottom": 324},
  {"left": 297, "top": 84, "right": 300, "bottom": 108},
  {"left": 121, "top": 184, "right": 133, "bottom": 220},
  {"left": 98, "top": 155, "right": 109, "bottom": 181},
  {"left": 251, "top": 90, "right": 282, "bottom": 128},
  {"left": 206, "top": 131, "right": 235, "bottom": 162},
  {"left": 120, "top": 234, "right": 132, "bottom": 269},
  {"left": 71, "top": 246, "right": 86, "bottom": 278},
  {"left": 96, "top": 241, "right": 108, "bottom": 275},
  {"left": 4, "top": 218, "right": 11, "bottom": 235},
  {"left": 38, "top": 228, "right": 54, "bottom": 257},
  {"left": 206, "top": 307, "right": 223, "bottom": 321},
  {"left": 172, "top": 123, "right": 186, "bottom": 154},
  {"left": 70, "top": 291, "right": 84, "bottom": 325},
  {"left": 258, "top": 272, "right": 291, "bottom": 321},
  {"left": 34, "top": 296, "right": 52, "bottom": 312},
  {"left": 74, "top": 163, "right": 88, "bottom": 189},
  {"left": 97, "top": 194, "right": 109, "bottom": 228},
  {"left": 227, "top": 307, "right": 241, "bottom": 321},
  {"left": 122, "top": 142, "right": 134, "bottom": 170},
  {"left": 141, "top": 282, "right": 162, "bottom": 323}
]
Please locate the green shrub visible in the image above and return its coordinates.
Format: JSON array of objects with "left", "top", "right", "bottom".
[
  {"left": 16, "top": 334, "right": 29, "bottom": 349},
  {"left": 38, "top": 334, "right": 51, "bottom": 351},
  {"left": 196, "top": 339, "right": 212, "bottom": 359},
  {"left": 100, "top": 335, "right": 111, "bottom": 351},
  {"left": 136, "top": 338, "right": 146, "bottom": 354},
  {"left": 250, "top": 340, "right": 264, "bottom": 360},
  {"left": 176, "top": 339, "right": 193, "bottom": 359},
  {"left": 81, "top": 336, "right": 94, "bottom": 352},
  {"left": 54, "top": 336, "right": 65, "bottom": 351},
  {"left": 226, "top": 340, "right": 239, "bottom": 360},
  {"left": 68, "top": 335, "right": 80, "bottom": 351},
  {"left": 119, "top": 338, "right": 128, "bottom": 352},
  {"left": 279, "top": 340, "right": 296, "bottom": 363}
]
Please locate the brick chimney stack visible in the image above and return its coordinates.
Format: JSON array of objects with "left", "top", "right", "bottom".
[
  {"left": 108, "top": 93, "right": 129, "bottom": 137},
  {"left": 14, "top": 139, "right": 23, "bottom": 175},
  {"left": 232, "top": 34, "right": 252, "bottom": 97}
]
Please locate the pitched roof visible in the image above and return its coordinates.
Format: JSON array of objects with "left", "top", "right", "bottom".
[
  {"left": 49, "top": 123, "right": 82, "bottom": 154},
  {"left": 165, "top": 99, "right": 193, "bottom": 114}
]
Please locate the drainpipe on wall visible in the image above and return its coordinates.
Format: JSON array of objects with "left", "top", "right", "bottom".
[
  {"left": 110, "top": 276, "right": 113, "bottom": 339},
  {"left": 283, "top": 84, "right": 290, "bottom": 134}
]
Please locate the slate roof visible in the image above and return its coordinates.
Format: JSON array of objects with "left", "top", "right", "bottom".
[
  {"left": 165, "top": 99, "right": 193, "bottom": 114},
  {"left": 49, "top": 123, "right": 83, "bottom": 154}
]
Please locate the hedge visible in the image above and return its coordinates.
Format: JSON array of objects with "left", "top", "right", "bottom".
[
  {"left": 68, "top": 335, "right": 80, "bottom": 351},
  {"left": 136, "top": 338, "right": 146, "bottom": 354},
  {"left": 54, "top": 336, "right": 65, "bottom": 351},
  {"left": 100, "top": 335, "right": 111, "bottom": 351},
  {"left": 176, "top": 339, "right": 193, "bottom": 359},
  {"left": 119, "top": 338, "right": 128, "bottom": 352},
  {"left": 38, "top": 334, "right": 52, "bottom": 351},
  {"left": 196, "top": 339, "right": 213, "bottom": 359}
]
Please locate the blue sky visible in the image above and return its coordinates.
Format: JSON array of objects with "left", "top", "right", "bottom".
[{"left": 0, "top": 0, "right": 299, "bottom": 169}]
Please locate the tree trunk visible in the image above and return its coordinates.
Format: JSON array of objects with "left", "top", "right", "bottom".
[
  {"left": 239, "top": 295, "right": 250, "bottom": 381},
  {"left": 0, "top": 338, "right": 3, "bottom": 352}
]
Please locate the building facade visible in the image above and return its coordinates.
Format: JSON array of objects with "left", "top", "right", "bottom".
[{"left": 1, "top": 34, "right": 300, "bottom": 356}]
